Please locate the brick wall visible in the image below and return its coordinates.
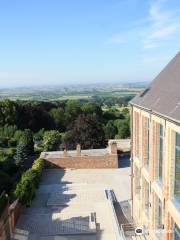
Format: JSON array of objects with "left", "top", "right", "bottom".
[
  {"left": 131, "top": 106, "right": 180, "bottom": 240},
  {"left": 44, "top": 154, "right": 118, "bottom": 169},
  {"left": 0, "top": 200, "right": 24, "bottom": 240}
]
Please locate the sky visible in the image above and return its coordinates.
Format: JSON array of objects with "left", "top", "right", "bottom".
[{"left": 0, "top": 0, "right": 179, "bottom": 88}]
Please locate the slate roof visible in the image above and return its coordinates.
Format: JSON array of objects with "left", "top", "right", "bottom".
[{"left": 130, "top": 52, "right": 180, "bottom": 123}]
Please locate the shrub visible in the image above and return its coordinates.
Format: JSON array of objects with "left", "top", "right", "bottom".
[
  {"left": 32, "top": 158, "right": 44, "bottom": 186},
  {"left": 14, "top": 158, "right": 44, "bottom": 205},
  {"left": 34, "top": 128, "right": 45, "bottom": 142},
  {"left": 14, "top": 169, "right": 36, "bottom": 205},
  {"left": 8, "top": 138, "right": 17, "bottom": 147},
  {"left": 0, "top": 125, "right": 17, "bottom": 138},
  {"left": 43, "top": 130, "right": 61, "bottom": 151},
  {"left": 14, "top": 130, "right": 25, "bottom": 144},
  {"left": 0, "top": 136, "right": 8, "bottom": 147}
]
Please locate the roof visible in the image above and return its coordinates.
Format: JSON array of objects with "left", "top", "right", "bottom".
[
  {"left": 130, "top": 52, "right": 180, "bottom": 123},
  {"left": 41, "top": 148, "right": 109, "bottom": 159}
]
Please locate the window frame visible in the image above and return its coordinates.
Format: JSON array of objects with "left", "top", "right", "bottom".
[
  {"left": 174, "top": 223, "right": 180, "bottom": 240},
  {"left": 143, "top": 178, "right": 149, "bottom": 217},
  {"left": 174, "top": 132, "right": 180, "bottom": 202},
  {"left": 155, "top": 196, "right": 163, "bottom": 239},
  {"left": 157, "top": 124, "right": 163, "bottom": 183}
]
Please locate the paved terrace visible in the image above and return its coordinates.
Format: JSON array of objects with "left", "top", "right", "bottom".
[{"left": 13, "top": 167, "right": 131, "bottom": 240}]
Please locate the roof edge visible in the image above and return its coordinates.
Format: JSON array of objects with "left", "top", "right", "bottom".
[{"left": 130, "top": 103, "right": 180, "bottom": 125}]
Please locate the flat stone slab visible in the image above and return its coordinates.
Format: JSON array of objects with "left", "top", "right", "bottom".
[
  {"left": 46, "top": 187, "right": 106, "bottom": 207},
  {"left": 16, "top": 213, "right": 96, "bottom": 236}
]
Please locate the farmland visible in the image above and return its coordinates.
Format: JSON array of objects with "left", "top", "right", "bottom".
[{"left": 0, "top": 83, "right": 145, "bottom": 101}]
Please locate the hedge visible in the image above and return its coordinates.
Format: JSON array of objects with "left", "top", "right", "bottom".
[{"left": 14, "top": 158, "right": 44, "bottom": 206}]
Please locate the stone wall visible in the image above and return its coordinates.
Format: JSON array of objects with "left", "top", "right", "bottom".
[{"left": 44, "top": 154, "right": 118, "bottom": 169}]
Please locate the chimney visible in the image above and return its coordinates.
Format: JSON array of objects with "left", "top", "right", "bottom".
[
  {"left": 76, "top": 144, "right": 81, "bottom": 156},
  {"left": 108, "top": 141, "right": 117, "bottom": 154}
]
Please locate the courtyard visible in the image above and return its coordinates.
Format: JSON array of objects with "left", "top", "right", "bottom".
[{"left": 13, "top": 166, "right": 131, "bottom": 240}]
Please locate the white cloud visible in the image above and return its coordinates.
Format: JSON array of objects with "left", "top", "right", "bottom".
[
  {"left": 149, "top": 25, "right": 177, "bottom": 39},
  {"left": 143, "top": 42, "right": 157, "bottom": 49},
  {"left": 107, "top": 0, "right": 180, "bottom": 51},
  {"left": 107, "top": 34, "right": 127, "bottom": 44},
  {"left": 143, "top": 0, "right": 180, "bottom": 49}
]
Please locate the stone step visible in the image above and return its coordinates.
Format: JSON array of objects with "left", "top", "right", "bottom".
[
  {"left": 12, "top": 228, "right": 29, "bottom": 240},
  {"left": 39, "top": 235, "right": 96, "bottom": 240},
  {"left": 16, "top": 213, "right": 96, "bottom": 236}
]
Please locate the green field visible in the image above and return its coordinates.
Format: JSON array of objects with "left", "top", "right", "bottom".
[{"left": 0, "top": 84, "right": 144, "bottom": 101}]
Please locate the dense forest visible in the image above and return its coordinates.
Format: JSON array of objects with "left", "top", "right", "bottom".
[{"left": 0, "top": 97, "right": 131, "bottom": 210}]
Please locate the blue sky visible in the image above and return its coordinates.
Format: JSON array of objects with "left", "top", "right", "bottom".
[{"left": 0, "top": 0, "right": 179, "bottom": 88}]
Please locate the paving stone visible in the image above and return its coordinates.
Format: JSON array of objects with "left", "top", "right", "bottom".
[{"left": 14, "top": 168, "right": 131, "bottom": 240}]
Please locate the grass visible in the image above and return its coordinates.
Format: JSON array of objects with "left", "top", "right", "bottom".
[{"left": 57, "top": 95, "right": 92, "bottom": 100}]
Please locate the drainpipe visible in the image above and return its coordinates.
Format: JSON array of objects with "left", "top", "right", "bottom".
[{"left": 130, "top": 105, "right": 134, "bottom": 218}]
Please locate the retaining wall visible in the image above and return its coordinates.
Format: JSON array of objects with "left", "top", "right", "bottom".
[{"left": 44, "top": 154, "right": 118, "bottom": 169}]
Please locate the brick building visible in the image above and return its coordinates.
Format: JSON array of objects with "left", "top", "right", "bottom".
[
  {"left": 41, "top": 142, "right": 118, "bottom": 169},
  {"left": 130, "top": 53, "right": 180, "bottom": 240}
]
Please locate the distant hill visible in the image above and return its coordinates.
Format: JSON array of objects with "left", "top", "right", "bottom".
[{"left": 0, "top": 82, "right": 145, "bottom": 101}]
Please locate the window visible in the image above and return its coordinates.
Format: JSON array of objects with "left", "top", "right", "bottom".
[
  {"left": 174, "top": 223, "right": 180, "bottom": 240},
  {"left": 134, "top": 165, "right": 141, "bottom": 199},
  {"left": 155, "top": 196, "right": 163, "bottom": 239},
  {"left": 142, "top": 117, "right": 150, "bottom": 167},
  {"left": 147, "top": 119, "right": 150, "bottom": 163},
  {"left": 157, "top": 124, "right": 163, "bottom": 182},
  {"left": 174, "top": 133, "right": 180, "bottom": 201},
  {"left": 134, "top": 111, "right": 140, "bottom": 158},
  {"left": 143, "top": 178, "right": 149, "bottom": 216}
]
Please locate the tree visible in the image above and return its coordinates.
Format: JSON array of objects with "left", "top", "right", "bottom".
[
  {"left": 81, "top": 102, "right": 102, "bottom": 117},
  {"left": 104, "top": 120, "right": 117, "bottom": 139},
  {"left": 17, "top": 103, "right": 54, "bottom": 131},
  {"left": 0, "top": 155, "right": 18, "bottom": 175},
  {"left": 49, "top": 108, "right": 65, "bottom": 131},
  {"left": 64, "top": 100, "right": 82, "bottom": 124},
  {"left": 115, "top": 118, "right": 130, "bottom": 139},
  {"left": 121, "top": 107, "right": 129, "bottom": 115},
  {"left": 14, "top": 142, "right": 28, "bottom": 169},
  {"left": 34, "top": 128, "right": 45, "bottom": 142},
  {"left": 0, "top": 99, "right": 18, "bottom": 126},
  {"left": 63, "top": 114, "right": 106, "bottom": 149},
  {"left": 61, "top": 131, "right": 75, "bottom": 150},
  {"left": 0, "top": 170, "right": 13, "bottom": 193},
  {"left": 43, "top": 130, "right": 61, "bottom": 151},
  {"left": 20, "top": 129, "right": 34, "bottom": 155},
  {"left": 1, "top": 125, "right": 17, "bottom": 138}
]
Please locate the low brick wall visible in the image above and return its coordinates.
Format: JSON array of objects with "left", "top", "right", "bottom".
[
  {"left": 44, "top": 154, "right": 118, "bottom": 169},
  {"left": 0, "top": 200, "right": 24, "bottom": 240},
  {"left": 0, "top": 204, "right": 11, "bottom": 240}
]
